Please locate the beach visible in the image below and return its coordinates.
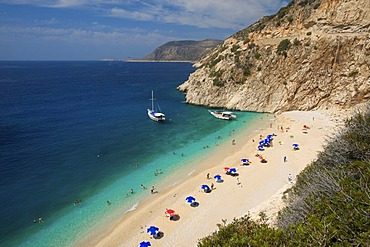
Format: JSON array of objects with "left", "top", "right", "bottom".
[{"left": 82, "top": 110, "right": 342, "bottom": 247}]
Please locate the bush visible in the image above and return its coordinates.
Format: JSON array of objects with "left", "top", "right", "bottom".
[
  {"left": 231, "top": 44, "right": 240, "bottom": 53},
  {"left": 349, "top": 71, "right": 359, "bottom": 77},
  {"left": 277, "top": 39, "right": 290, "bottom": 58},
  {"left": 213, "top": 78, "right": 224, "bottom": 87},
  {"left": 293, "top": 38, "right": 301, "bottom": 46}
]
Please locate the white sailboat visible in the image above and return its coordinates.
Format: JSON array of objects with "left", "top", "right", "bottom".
[{"left": 147, "top": 91, "right": 166, "bottom": 122}]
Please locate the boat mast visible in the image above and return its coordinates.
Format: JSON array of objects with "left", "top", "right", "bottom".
[{"left": 151, "top": 90, "right": 154, "bottom": 111}]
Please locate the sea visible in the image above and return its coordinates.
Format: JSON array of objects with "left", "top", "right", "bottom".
[{"left": 0, "top": 61, "right": 263, "bottom": 247}]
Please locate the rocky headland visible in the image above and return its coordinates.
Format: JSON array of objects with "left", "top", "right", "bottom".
[
  {"left": 178, "top": 0, "right": 370, "bottom": 113},
  {"left": 140, "top": 39, "right": 223, "bottom": 63}
]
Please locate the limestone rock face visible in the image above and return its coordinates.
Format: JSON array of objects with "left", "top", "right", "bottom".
[{"left": 178, "top": 0, "right": 370, "bottom": 113}]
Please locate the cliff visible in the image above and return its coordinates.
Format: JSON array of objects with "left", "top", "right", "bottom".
[
  {"left": 178, "top": 0, "right": 370, "bottom": 113},
  {"left": 141, "top": 39, "right": 223, "bottom": 62}
]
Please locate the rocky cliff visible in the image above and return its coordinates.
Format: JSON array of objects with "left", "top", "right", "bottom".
[
  {"left": 142, "top": 39, "right": 222, "bottom": 62},
  {"left": 178, "top": 0, "right": 370, "bottom": 113}
]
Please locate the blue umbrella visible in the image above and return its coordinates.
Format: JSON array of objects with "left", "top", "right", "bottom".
[
  {"left": 241, "top": 158, "right": 249, "bottom": 163},
  {"left": 292, "top": 143, "right": 299, "bottom": 147},
  {"left": 229, "top": 168, "right": 237, "bottom": 174},
  {"left": 267, "top": 134, "right": 273, "bottom": 140},
  {"left": 147, "top": 226, "right": 159, "bottom": 236},
  {"left": 258, "top": 145, "right": 265, "bottom": 150},
  {"left": 259, "top": 140, "right": 264, "bottom": 145},
  {"left": 138, "top": 241, "right": 151, "bottom": 247},
  {"left": 214, "top": 174, "right": 222, "bottom": 180},
  {"left": 185, "top": 196, "right": 196, "bottom": 204},
  {"left": 201, "top": 184, "right": 210, "bottom": 190}
]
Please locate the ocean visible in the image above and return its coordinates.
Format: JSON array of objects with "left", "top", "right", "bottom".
[{"left": 0, "top": 61, "right": 263, "bottom": 246}]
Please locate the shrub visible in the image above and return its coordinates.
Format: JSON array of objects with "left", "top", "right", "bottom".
[
  {"left": 231, "top": 44, "right": 240, "bottom": 53},
  {"left": 277, "top": 39, "right": 291, "bottom": 57},
  {"left": 293, "top": 38, "right": 301, "bottom": 46},
  {"left": 213, "top": 78, "right": 224, "bottom": 87},
  {"left": 349, "top": 71, "right": 359, "bottom": 77}
]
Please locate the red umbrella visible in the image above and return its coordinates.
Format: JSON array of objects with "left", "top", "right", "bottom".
[
  {"left": 223, "top": 167, "right": 230, "bottom": 172},
  {"left": 165, "top": 209, "right": 175, "bottom": 217}
]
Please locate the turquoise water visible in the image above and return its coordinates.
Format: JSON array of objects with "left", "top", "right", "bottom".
[{"left": 0, "top": 61, "right": 263, "bottom": 246}]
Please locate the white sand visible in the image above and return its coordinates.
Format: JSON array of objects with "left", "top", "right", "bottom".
[{"left": 82, "top": 110, "right": 341, "bottom": 247}]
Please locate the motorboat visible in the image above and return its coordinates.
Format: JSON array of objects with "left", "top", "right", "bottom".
[{"left": 208, "top": 110, "right": 236, "bottom": 120}]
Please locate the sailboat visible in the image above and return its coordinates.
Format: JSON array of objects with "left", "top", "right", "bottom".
[{"left": 147, "top": 91, "right": 166, "bottom": 122}]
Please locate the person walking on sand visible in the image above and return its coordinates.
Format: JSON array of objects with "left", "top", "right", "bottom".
[
  {"left": 288, "top": 174, "right": 293, "bottom": 183},
  {"left": 207, "top": 173, "right": 210, "bottom": 179},
  {"left": 284, "top": 156, "right": 287, "bottom": 162},
  {"left": 211, "top": 183, "right": 214, "bottom": 190}
]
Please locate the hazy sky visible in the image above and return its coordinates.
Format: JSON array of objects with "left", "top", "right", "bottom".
[{"left": 0, "top": 0, "right": 288, "bottom": 60}]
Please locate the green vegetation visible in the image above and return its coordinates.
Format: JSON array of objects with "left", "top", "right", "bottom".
[
  {"left": 277, "top": 39, "right": 291, "bottom": 57},
  {"left": 213, "top": 78, "right": 224, "bottom": 87},
  {"left": 198, "top": 106, "right": 370, "bottom": 246},
  {"left": 349, "top": 70, "right": 359, "bottom": 77},
  {"left": 293, "top": 38, "right": 301, "bottom": 46},
  {"left": 254, "top": 52, "right": 261, "bottom": 59},
  {"left": 231, "top": 44, "right": 240, "bottom": 53}
]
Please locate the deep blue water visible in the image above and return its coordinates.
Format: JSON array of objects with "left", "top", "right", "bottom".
[{"left": 0, "top": 61, "right": 262, "bottom": 246}]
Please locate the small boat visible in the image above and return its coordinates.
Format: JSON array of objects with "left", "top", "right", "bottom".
[
  {"left": 147, "top": 91, "right": 165, "bottom": 122},
  {"left": 208, "top": 110, "right": 236, "bottom": 120}
]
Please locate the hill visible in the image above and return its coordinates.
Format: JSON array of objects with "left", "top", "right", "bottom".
[
  {"left": 178, "top": 0, "right": 370, "bottom": 113},
  {"left": 140, "top": 39, "right": 223, "bottom": 62}
]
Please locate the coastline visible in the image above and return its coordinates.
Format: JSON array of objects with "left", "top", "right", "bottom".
[{"left": 79, "top": 110, "right": 342, "bottom": 247}]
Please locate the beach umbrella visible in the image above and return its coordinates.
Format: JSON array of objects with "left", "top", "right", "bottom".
[
  {"left": 229, "top": 168, "right": 237, "bottom": 174},
  {"left": 292, "top": 143, "right": 299, "bottom": 147},
  {"left": 259, "top": 140, "right": 264, "bottom": 145},
  {"left": 214, "top": 174, "right": 222, "bottom": 181},
  {"left": 185, "top": 196, "right": 196, "bottom": 204},
  {"left": 241, "top": 159, "right": 250, "bottom": 165},
  {"left": 138, "top": 241, "right": 151, "bottom": 247},
  {"left": 258, "top": 145, "right": 265, "bottom": 151},
  {"left": 147, "top": 226, "right": 159, "bottom": 236},
  {"left": 223, "top": 167, "right": 230, "bottom": 173},
  {"left": 165, "top": 209, "right": 175, "bottom": 217},
  {"left": 201, "top": 184, "right": 210, "bottom": 190},
  {"left": 267, "top": 134, "right": 273, "bottom": 140}
]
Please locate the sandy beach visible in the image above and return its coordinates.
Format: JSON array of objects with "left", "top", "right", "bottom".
[{"left": 82, "top": 110, "right": 343, "bottom": 247}]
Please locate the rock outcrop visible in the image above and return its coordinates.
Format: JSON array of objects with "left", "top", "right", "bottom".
[
  {"left": 141, "top": 39, "right": 223, "bottom": 63},
  {"left": 178, "top": 0, "right": 370, "bottom": 113}
]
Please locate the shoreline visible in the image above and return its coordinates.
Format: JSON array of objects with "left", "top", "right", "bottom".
[{"left": 80, "top": 110, "right": 343, "bottom": 247}]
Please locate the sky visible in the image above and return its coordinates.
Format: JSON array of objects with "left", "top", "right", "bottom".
[{"left": 0, "top": 0, "right": 288, "bottom": 60}]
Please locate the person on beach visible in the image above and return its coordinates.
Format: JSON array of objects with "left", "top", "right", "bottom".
[
  {"left": 284, "top": 156, "right": 287, "bottom": 162},
  {"left": 207, "top": 173, "right": 210, "bottom": 179},
  {"left": 141, "top": 184, "right": 146, "bottom": 189},
  {"left": 211, "top": 183, "right": 214, "bottom": 190},
  {"left": 288, "top": 174, "right": 293, "bottom": 183},
  {"left": 232, "top": 139, "right": 236, "bottom": 145},
  {"left": 151, "top": 186, "right": 157, "bottom": 194}
]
